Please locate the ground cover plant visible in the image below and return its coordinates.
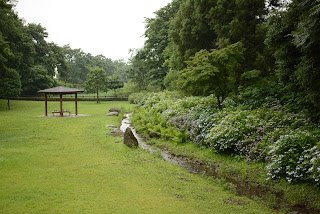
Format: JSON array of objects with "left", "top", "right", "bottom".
[
  {"left": 130, "top": 91, "right": 320, "bottom": 210},
  {"left": 0, "top": 100, "right": 278, "bottom": 213}
]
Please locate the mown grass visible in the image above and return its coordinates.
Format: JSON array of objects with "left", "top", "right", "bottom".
[{"left": 0, "top": 100, "right": 279, "bottom": 213}]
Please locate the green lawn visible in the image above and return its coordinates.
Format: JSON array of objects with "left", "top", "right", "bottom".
[{"left": 0, "top": 100, "right": 279, "bottom": 213}]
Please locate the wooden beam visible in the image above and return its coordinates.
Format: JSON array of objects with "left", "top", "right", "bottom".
[
  {"left": 45, "top": 94, "right": 48, "bottom": 116},
  {"left": 60, "top": 94, "right": 63, "bottom": 117}
]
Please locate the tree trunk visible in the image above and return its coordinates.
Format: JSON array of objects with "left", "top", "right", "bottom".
[
  {"left": 7, "top": 99, "right": 10, "bottom": 110},
  {"left": 217, "top": 96, "right": 222, "bottom": 109},
  {"left": 96, "top": 90, "right": 99, "bottom": 103},
  {"left": 114, "top": 89, "right": 118, "bottom": 98}
]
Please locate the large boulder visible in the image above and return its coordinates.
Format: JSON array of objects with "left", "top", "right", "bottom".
[
  {"left": 109, "top": 107, "right": 121, "bottom": 112},
  {"left": 124, "top": 127, "right": 138, "bottom": 148}
]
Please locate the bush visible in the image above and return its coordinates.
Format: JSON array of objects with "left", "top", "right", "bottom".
[
  {"left": 131, "top": 91, "right": 320, "bottom": 185},
  {"left": 266, "top": 131, "right": 320, "bottom": 185}
]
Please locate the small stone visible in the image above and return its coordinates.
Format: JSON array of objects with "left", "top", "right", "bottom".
[
  {"left": 106, "top": 125, "right": 117, "bottom": 129},
  {"left": 106, "top": 112, "right": 119, "bottom": 116},
  {"left": 106, "top": 128, "right": 124, "bottom": 137},
  {"left": 109, "top": 107, "right": 121, "bottom": 112},
  {"left": 123, "top": 127, "right": 138, "bottom": 148}
]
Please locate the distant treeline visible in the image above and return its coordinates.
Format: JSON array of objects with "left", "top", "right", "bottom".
[{"left": 0, "top": 0, "right": 131, "bottom": 101}]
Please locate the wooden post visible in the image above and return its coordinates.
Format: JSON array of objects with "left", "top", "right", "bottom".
[
  {"left": 60, "top": 94, "right": 63, "bottom": 117},
  {"left": 45, "top": 94, "right": 48, "bottom": 116},
  {"left": 75, "top": 93, "right": 78, "bottom": 115}
]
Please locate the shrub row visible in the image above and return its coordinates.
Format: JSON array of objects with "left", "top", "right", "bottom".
[{"left": 130, "top": 91, "right": 320, "bottom": 186}]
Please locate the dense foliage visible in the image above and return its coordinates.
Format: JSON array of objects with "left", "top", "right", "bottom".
[
  {"left": 166, "top": 42, "right": 245, "bottom": 107},
  {"left": 129, "top": 0, "right": 320, "bottom": 123},
  {"left": 130, "top": 91, "right": 320, "bottom": 186}
]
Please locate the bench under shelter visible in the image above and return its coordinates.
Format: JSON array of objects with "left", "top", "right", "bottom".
[{"left": 38, "top": 86, "right": 84, "bottom": 117}]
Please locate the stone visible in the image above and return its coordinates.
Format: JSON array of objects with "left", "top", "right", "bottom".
[
  {"left": 123, "top": 127, "right": 138, "bottom": 148},
  {"left": 105, "top": 125, "right": 117, "bottom": 129},
  {"left": 106, "top": 128, "right": 124, "bottom": 138},
  {"left": 106, "top": 112, "right": 119, "bottom": 116},
  {"left": 109, "top": 107, "right": 121, "bottom": 112}
]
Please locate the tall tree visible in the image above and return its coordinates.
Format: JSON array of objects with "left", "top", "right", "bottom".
[
  {"left": 207, "top": 0, "right": 267, "bottom": 79},
  {"left": 84, "top": 67, "right": 107, "bottom": 103},
  {"left": 0, "top": 31, "right": 21, "bottom": 109},
  {"left": 0, "top": 0, "right": 35, "bottom": 96},
  {"left": 61, "top": 45, "right": 92, "bottom": 84},
  {"left": 0, "top": 68, "right": 21, "bottom": 110},
  {"left": 166, "top": 0, "right": 218, "bottom": 70},
  {"left": 265, "top": 0, "right": 320, "bottom": 121},
  {"left": 25, "top": 23, "right": 67, "bottom": 78},
  {"left": 128, "top": 50, "right": 149, "bottom": 91},
  {"left": 142, "top": 0, "right": 181, "bottom": 89}
]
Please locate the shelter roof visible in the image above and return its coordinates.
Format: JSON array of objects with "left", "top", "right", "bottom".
[{"left": 38, "top": 86, "right": 84, "bottom": 94}]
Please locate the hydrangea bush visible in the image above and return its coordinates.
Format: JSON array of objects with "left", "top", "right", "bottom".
[
  {"left": 131, "top": 91, "right": 320, "bottom": 185},
  {"left": 267, "top": 131, "right": 320, "bottom": 185}
]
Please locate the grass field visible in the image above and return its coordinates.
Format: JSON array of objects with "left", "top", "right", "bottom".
[{"left": 0, "top": 100, "right": 279, "bottom": 213}]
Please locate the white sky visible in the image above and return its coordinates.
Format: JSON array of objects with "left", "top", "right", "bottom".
[{"left": 15, "top": 0, "right": 172, "bottom": 61}]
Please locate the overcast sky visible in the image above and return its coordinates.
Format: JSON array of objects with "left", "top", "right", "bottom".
[{"left": 15, "top": 0, "right": 172, "bottom": 61}]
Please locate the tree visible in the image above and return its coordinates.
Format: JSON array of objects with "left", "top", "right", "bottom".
[
  {"left": 177, "top": 42, "right": 245, "bottom": 108},
  {"left": 92, "top": 55, "right": 116, "bottom": 76},
  {"left": 84, "top": 67, "right": 107, "bottom": 103},
  {"left": 207, "top": 0, "right": 267, "bottom": 81},
  {"left": 127, "top": 50, "right": 149, "bottom": 91},
  {"left": 265, "top": 0, "right": 320, "bottom": 121},
  {"left": 140, "top": 0, "right": 181, "bottom": 89},
  {"left": 166, "top": 0, "right": 218, "bottom": 70},
  {"left": 107, "top": 74, "right": 124, "bottom": 97},
  {"left": 113, "top": 59, "right": 130, "bottom": 83},
  {"left": 0, "top": 0, "right": 36, "bottom": 96},
  {"left": 0, "top": 32, "right": 21, "bottom": 109},
  {"left": 0, "top": 68, "right": 22, "bottom": 109},
  {"left": 23, "top": 65, "right": 54, "bottom": 95}
]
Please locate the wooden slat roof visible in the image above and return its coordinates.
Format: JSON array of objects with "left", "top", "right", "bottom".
[{"left": 38, "top": 86, "right": 84, "bottom": 94}]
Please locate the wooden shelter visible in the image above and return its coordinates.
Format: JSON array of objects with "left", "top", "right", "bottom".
[{"left": 38, "top": 86, "right": 84, "bottom": 117}]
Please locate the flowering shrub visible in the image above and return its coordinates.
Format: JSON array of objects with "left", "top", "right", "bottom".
[
  {"left": 206, "top": 110, "right": 262, "bottom": 153},
  {"left": 307, "top": 144, "right": 320, "bottom": 185},
  {"left": 236, "top": 127, "right": 267, "bottom": 162},
  {"left": 187, "top": 109, "right": 221, "bottom": 147},
  {"left": 266, "top": 131, "right": 320, "bottom": 185},
  {"left": 131, "top": 91, "right": 320, "bottom": 185}
]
